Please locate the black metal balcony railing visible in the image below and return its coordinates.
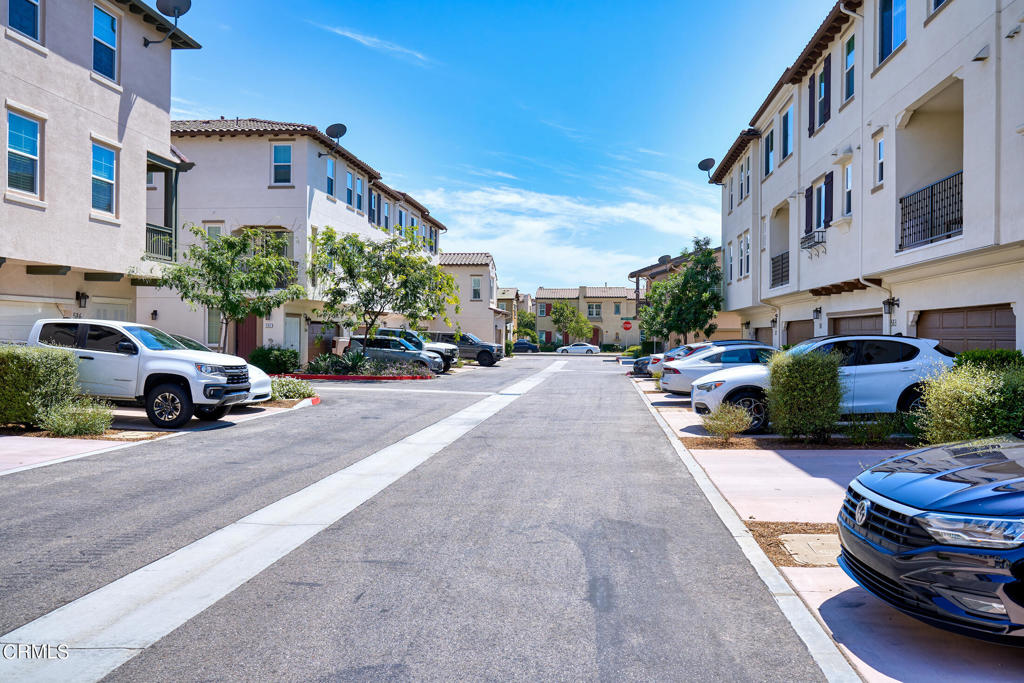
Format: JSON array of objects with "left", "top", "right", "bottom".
[
  {"left": 770, "top": 251, "right": 789, "bottom": 288},
  {"left": 145, "top": 224, "right": 174, "bottom": 261},
  {"left": 275, "top": 260, "right": 300, "bottom": 289},
  {"left": 800, "top": 229, "right": 826, "bottom": 250},
  {"left": 898, "top": 170, "right": 963, "bottom": 251}
]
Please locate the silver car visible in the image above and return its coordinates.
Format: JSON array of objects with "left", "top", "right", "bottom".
[{"left": 348, "top": 336, "right": 444, "bottom": 373}]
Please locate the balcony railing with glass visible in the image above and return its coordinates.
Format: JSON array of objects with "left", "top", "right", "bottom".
[
  {"left": 898, "top": 170, "right": 962, "bottom": 251},
  {"left": 770, "top": 251, "right": 789, "bottom": 288},
  {"left": 145, "top": 224, "right": 175, "bottom": 261}
]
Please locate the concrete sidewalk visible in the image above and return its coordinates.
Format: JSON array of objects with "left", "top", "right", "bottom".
[{"left": 0, "top": 435, "right": 130, "bottom": 474}]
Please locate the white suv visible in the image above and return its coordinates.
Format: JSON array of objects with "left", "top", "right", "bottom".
[
  {"left": 28, "top": 319, "right": 251, "bottom": 429},
  {"left": 690, "top": 335, "right": 955, "bottom": 433}
]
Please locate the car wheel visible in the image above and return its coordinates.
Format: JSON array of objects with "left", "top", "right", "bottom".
[
  {"left": 145, "top": 382, "right": 194, "bottom": 429},
  {"left": 728, "top": 391, "right": 768, "bottom": 434},
  {"left": 898, "top": 386, "right": 924, "bottom": 412},
  {"left": 586, "top": 349, "right": 594, "bottom": 354},
  {"left": 441, "top": 357, "right": 452, "bottom": 373},
  {"left": 478, "top": 351, "right": 496, "bottom": 367},
  {"left": 559, "top": 349, "right": 567, "bottom": 354},
  {"left": 194, "top": 404, "right": 231, "bottom": 421}
]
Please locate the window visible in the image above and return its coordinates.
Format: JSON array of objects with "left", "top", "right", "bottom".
[
  {"left": 879, "top": 0, "right": 906, "bottom": 63},
  {"left": 588, "top": 303, "right": 602, "bottom": 317},
  {"left": 737, "top": 238, "right": 745, "bottom": 277},
  {"left": 763, "top": 129, "right": 774, "bottom": 176},
  {"left": 814, "top": 182, "right": 825, "bottom": 229},
  {"left": 369, "top": 192, "right": 377, "bottom": 223},
  {"left": 537, "top": 303, "right": 546, "bottom": 317},
  {"left": 355, "top": 177, "right": 363, "bottom": 211},
  {"left": 932, "top": 0, "right": 948, "bottom": 9},
  {"left": 497, "top": 302, "right": 506, "bottom": 311},
  {"left": 844, "top": 36, "right": 855, "bottom": 101},
  {"left": 326, "top": 158, "right": 335, "bottom": 196},
  {"left": 737, "top": 167, "right": 743, "bottom": 201},
  {"left": 859, "top": 340, "right": 919, "bottom": 365},
  {"left": 10, "top": 0, "right": 40, "bottom": 41},
  {"left": 205, "top": 223, "right": 221, "bottom": 240},
  {"left": 91, "top": 142, "right": 116, "bottom": 213},
  {"left": 728, "top": 177, "right": 734, "bottom": 211},
  {"left": 398, "top": 209, "right": 406, "bottom": 236},
  {"left": 817, "top": 64, "right": 827, "bottom": 125},
  {"left": 410, "top": 216, "right": 418, "bottom": 239},
  {"left": 207, "top": 309, "right": 221, "bottom": 345},
  {"left": 815, "top": 340, "right": 860, "bottom": 366},
  {"left": 614, "top": 302, "right": 621, "bottom": 316},
  {"left": 471, "top": 276, "right": 482, "bottom": 300},
  {"left": 272, "top": 144, "right": 291, "bottom": 184},
  {"left": 92, "top": 5, "right": 118, "bottom": 82},
  {"left": 876, "top": 137, "right": 884, "bottom": 184},
  {"left": 383, "top": 201, "right": 390, "bottom": 229},
  {"left": 744, "top": 156, "right": 750, "bottom": 196},
  {"left": 85, "top": 324, "right": 128, "bottom": 353},
  {"left": 39, "top": 322, "right": 79, "bottom": 347},
  {"left": 346, "top": 171, "right": 353, "bottom": 205},
  {"left": 781, "top": 106, "right": 793, "bottom": 158},
  {"left": 7, "top": 111, "right": 40, "bottom": 195},
  {"left": 146, "top": 171, "right": 156, "bottom": 187},
  {"left": 719, "top": 348, "right": 759, "bottom": 364},
  {"left": 727, "top": 242, "right": 734, "bottom": 280},
  {"left": 843, "top": 164, "right": 853, "bottom": 215},
  {"left": 744, "top": 232, "right": 751, "bottom": 274}
]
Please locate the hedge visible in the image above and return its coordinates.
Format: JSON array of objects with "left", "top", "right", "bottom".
[
  {"left": 916, "top": 364, "right": 1024, "bottom": 444},
  {"left": 766, "top": 349, "right": 842, "bottom": 441},
  {"left": 0, "top": 345, "right": 80, "bottom": 427},
  {"left": 954, "top": 349, "right": 1024, "bottom": 372},
  {"left": 248, "top": 344, "right": 300, "bottom": 374}
]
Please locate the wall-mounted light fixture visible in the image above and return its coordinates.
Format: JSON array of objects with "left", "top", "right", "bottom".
[
  {"left": 812, "top": 307, "right": 822, "bottom": 320},
  {"left": 151, "top": 310, "right": 159, "bottom": 321},
  {"left": 882, "top": 297, "right": 901, "bottom": 315},
  {"left": 75, "top": 291, "right": 89, "bottom": 309},
  {"left": 770, "top": 315, "right": 778, "bottom": 329},
  {"left": 742, "top": 320, "right": 751, "bottom": 330}
]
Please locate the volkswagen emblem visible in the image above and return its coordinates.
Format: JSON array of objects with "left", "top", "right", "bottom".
[{"left": 855, "top": 499, "right": 871, "bottom": 526}]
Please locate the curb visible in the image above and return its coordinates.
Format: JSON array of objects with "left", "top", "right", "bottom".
[
  {"left": 629, "top": 380, "right": 860, "bottom": 682},
  {"left": 295, "top": 396, "right": 321, "bottom": 408},
  {"left": 277, "top": 373, "right": 433, "bottom": 381}
]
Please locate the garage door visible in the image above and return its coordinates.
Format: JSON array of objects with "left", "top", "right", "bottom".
[
  {"left": 0, "top": 300, "right": 62, "bottom": 342},
  {"left": 755, "top": 327, "right": 773, "bottom": 344},
  {"left": 786, "top": 319, "right": 814, "bottom": 345},
  {"left": 831, "top": 314, "right": 883, "bottom": 336},
  {"left": 918, "top": 304, "right": 1016, "bottom": 351}
]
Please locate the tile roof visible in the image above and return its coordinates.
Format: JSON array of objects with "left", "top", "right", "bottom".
[
  {"left": 496, "top": 287, "right": 518, "bottom": 299},
  {"left": 438, "top": 252, "right": 494, "bottom": 267},
  {"left": 535, "top": 287, "right": 636, "bottom": 299}
]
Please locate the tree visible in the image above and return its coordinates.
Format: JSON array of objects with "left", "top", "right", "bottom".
[
  {"left": 514, "top": 327, "right": 538, "bottom": 343},
  {"left": 308, "top": 229, "right": 459, "bottom": 343},
  {"left": 151, "top": 225, "right": 305, "bottom": 353},
  {"left": 551, "top": 300, "right": 592, "bottom": 343},
  {"left": 517, "top": 310, "right": 536, "bottom": 332},
  {"left": 639, "top": 236, "right": 724, "bottom": 345}
]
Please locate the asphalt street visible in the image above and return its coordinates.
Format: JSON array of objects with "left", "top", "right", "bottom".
[{"left": 0, "top": 355, "right": 824, "bottom": 681}]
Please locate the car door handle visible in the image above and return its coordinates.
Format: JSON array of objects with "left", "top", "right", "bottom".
[
  {"left": 898, "top": 366, "right": 914, "bottom": 371},
  {"left": 79, "top": 355, "right": 94, "bottom": 360}
]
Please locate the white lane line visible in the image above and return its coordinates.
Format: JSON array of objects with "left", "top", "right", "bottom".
[
  {"left": 314, "top": 386, "right": 495, "bottom": 396},
  {"left": 629, "top": 380, "right": 860, "bottom": 683},
  {"left": 0, "top": 361, "right": 567, "bottom": 682}
]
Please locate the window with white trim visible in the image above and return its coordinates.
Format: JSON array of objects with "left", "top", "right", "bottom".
[
  {"left": 844, "top": 36, "right": 855, "bottom": 101},
  {"left": 207, "top": 308, "right": 221, "bottom": 346},
  {"left": 728, "top": 177, "right": 734, "bottom": 211},
  {"left": 382, "top": 201, "right": 390, "bottom": 229},
  {"left": 744, "top": 155, "right": 750, "bottom": 196},
  {"left": 587, "top": 303, "right": 601, "bottom": 318},
  {"left": 763, "top": 129, "right": 774, "bottom": 176},
  {"left": 345, "top": 171, "right": 353, "bottom": 205},
  {"left": 397, "top": 208, "right": 406, "bottom": 236},
  {"left": 355, "top": 177, "right": 363, "bottom": 211},
  {"left": 781, "top": 105, "right": 793, "bottom": 158},
  {"left": 875, "top": 136, "right": 884, "bottom": 184},
  {"left": 737, "top": 163, "right": 744, "bottom": 201},
  {"left": 727, "top": 241, "right": 734, "bottom": 280},
  {"left": 816, "top": 64, "right": 827, "bottom": 125},
  {"left": 471, "top": 276, "right": 482, "bottom": 300},
  {"left": 614, "top": 302, "right": 621, "bottom": 315},
  {"left": 91, "top": 142, "right": 116, "bottom": 213},
  {"left": 92, "top": 5, "right": 118, "bottom": 82},
  {"left": 814, "top": 181, "right": 826, "bottom": 229},
  {"left": 737, "top": 234, "right": 746, "bottom": 278},
  {"left": 843, "top": 163, "right": 853, "bottom": 215},
  {"left": 272, "top": 144, "right": 291, "bottom": 184},
  {"left": 9, "top": 0, "right": 41, "bottom": 41},
  {"left": 7, "top": 111, "right": 40, "bottom": 196},
  {"left": 879, "top": 0, "right": 906, "bottom": 63},
  {"left": 326, "top": 158, "right": 335, "bottom": 196},
  {"left": 745, "top": 232, "right": 751, "bottom": 274},
  {"left": 537, "top": 303, "right": 546, "bottom": 317}
]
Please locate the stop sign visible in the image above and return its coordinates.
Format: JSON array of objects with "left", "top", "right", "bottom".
[{"left": 623, "top": 321, "right": 632, "bottom": 331}]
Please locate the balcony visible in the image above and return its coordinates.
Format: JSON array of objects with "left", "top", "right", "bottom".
[
  {"left": 275, "top": 260, "right": 300, "bottom": 289},
  {"left": 145, "top": 224, "right": 174, "bottom": 261},
  {"left": 770, "top": 251, "right": 789, "bottom": 288},
  {"left": 800, "top": 229, "right": 826, "bottom": 250},
  {"left": 898, "top": 171, "right": 962, "bottom": 252}
]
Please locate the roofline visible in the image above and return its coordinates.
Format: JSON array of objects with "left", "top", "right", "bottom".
[
  {"left": 370, "top": 179, "right": 403, "bottom": 201},
  {"left": 709, "top": 129, "right": 760, "bottom": 184},
  {"left": 401, "top": 192, "right": 429, "bottom": 215},
  {"left": 125, "top": 0, "right": 201, "bottom": 49}
]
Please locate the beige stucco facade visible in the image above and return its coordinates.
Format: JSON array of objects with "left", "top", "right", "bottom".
[
  {"left": 715, "top": 0, "right": 1024, "bottom": 350},
  {"left": 534, "top": 287, "right": 642, "bottom": 347},
  {"left": 1, "top": 0, "right": 197, "bottom": 340},
  {"left": 496, "top": 287, "right": 519, "bottom": 339},
  {"left": 431, "top": 254, "right": 509, "bottom": 345}
]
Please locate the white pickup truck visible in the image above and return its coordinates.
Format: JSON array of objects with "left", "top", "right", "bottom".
[{"left": 27, "top": 319, "right": 251, "bottom": 429}]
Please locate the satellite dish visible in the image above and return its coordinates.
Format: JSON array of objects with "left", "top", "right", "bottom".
[
  {"left": 697, "top": 158, "right": 716, "bottom": 172},
  {"left": 155, "top": 0, "right": 191, "bottom": 18},
  {"left": 325, "top": 123, "right": 347, "bottom": 140},
  {"left": 657, "top": 254, "right": 672, "bottom": 265}
]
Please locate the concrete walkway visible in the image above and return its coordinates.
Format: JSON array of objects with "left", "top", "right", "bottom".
[{"left": 0, "top": 435, "right": 129, "bottom": 474}]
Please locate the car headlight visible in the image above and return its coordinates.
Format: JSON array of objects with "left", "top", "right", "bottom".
[
  {"left": 694, "top": 381, "right": 725, "bottom": 392},
  {"left": 917, "top": 512, "right": 1024, "bottom": 549},
  {"left": 195, "top": 363, "right": 227, "bottom": 376}
]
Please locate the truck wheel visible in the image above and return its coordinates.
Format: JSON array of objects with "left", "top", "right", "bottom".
[
  {"left": 194, "top": 404, "right": 232, "bottom": 421},
  {"left": 146, "top": 382, "right": 194, "bottom": 429},
  {"left": 441, "top": 357, "right": 452, "bottom": 373},
  {"left": 478, "top": 351, "right": 495, "bottom": 367}
]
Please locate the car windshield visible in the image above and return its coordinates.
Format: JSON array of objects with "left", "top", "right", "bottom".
[
  {"left": 787, "top": 337, "right": 829, "bottom": 356},
  {"left": 394, "top": 338, "right": 416, "bottom": 350},
  {"left": 125, "top": 325, "right": 187, "bottom": 351},
  {"left": 171, "top": 334, "right": 209, "bottom": 352},
  {"left": 461, "top": 333, "right": 482, "bottom": 343},
  {"left": 399, "top": 332, "right": 424, "bottom": 349}
]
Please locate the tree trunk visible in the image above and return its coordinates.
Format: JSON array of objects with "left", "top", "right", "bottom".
[{"left": 218, "top": 315, "right": 228, "bottom": 354}]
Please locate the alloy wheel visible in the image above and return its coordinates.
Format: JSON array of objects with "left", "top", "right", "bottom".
[
  {"left": 153, "top": 392, "right": 182, "bottom": 422},
  {"left": 735, "top": 397, "right": 766, "bottom": 430}
]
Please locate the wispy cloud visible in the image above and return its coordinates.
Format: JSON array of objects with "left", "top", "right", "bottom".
[
  {"left": 539, "top": 119, "right": 587, "bottom": 142},
  {"left": 312, "top": 23, "right": 432, "bottom": 66},
  {"left": 459, "top": 165, "right": 519, "bottom": 181},
  {"left": 636, "top": 147, "right": 668, "bottom": 157}
]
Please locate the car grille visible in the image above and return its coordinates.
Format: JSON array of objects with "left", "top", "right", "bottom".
[
  {"left": 224, "top": 365, "right": 249, "bottom": 385},
  {"left": 840, "top": 487, "right": 933, "bottom": 552}
]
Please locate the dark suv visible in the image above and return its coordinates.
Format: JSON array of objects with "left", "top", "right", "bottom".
[{"left": 428, "top": 331, "right": 503, "bottom": 367}]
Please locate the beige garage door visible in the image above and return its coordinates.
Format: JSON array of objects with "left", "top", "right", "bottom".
[
  {"left": 917, "top": 304, "right": 1016, "bottom": 351},
  {"left": 755, "top": 327, "right": 773, "bottom": 344},
  {"left": 831, "top": 314, "right": 883, "bottom": 336},
  {"left": 786, "top": 319, "right": 814, "bottom": 345}
]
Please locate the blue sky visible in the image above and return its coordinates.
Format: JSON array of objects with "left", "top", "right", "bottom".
[{"left": 170, "top": 0, "right": 834, "bottom": 292}]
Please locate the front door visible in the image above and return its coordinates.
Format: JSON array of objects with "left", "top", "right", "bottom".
[
  {"left": 590, "top": 327, "right": 601, "bottom": 346},
  {"left": 235, "top": 315, "right": 259, "bottom": 360},
  {"left": 78, "top": 323, "right": 139, "bottom": 397},
  {"left": 284, "top": 314, "right": 302, "bottom": 355}
]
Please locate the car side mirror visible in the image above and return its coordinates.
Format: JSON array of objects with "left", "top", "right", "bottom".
[{"left": 117, "top": 340, "right": 138, "bottom": 355}]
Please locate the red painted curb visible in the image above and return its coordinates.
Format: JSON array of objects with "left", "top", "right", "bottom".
[
  {"left": 310, "top": 396, "right": 321, "bottom": 405},
  {"left": 274, "top": 373, "right": 433, "bottom": 381}
]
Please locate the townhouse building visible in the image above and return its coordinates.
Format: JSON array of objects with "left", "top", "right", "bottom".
[
  {"left": 712, "top": 0, "right": 1024, "bottom": 351},
  {"left": 496, "top": 286, "right": 519, "bottom": 338},
  {"left": 627, "top": 250, "right": 743, "bottom": 347},
  {"left": 136, "top": 118, "right": 444, "bottom": 364},
  {"left": 432, "top": 253, "right": 509, "bottom": 345},
  {"left": 534, "top": 286, "right": 642, "bottom": 347},
  {"left": 517, "top": 292, "right": 534, "bottom": 315},
  {"left": 1, "top": 0, "right": 199, "bottom": 340}
]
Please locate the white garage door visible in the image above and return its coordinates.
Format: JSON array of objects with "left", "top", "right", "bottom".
[{"left": 0, "top": 301, "right": 63, "bottom": 342}]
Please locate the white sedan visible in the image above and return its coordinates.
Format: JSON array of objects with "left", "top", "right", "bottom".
[
  {"left": 557, "top": 342, "right": 600, "bottom": 354},
  {"left": 661, "top": 344, "right": 775, "bottom": 395}
]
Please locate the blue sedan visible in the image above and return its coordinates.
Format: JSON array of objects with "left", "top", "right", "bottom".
[{"left": 512, "top": 339, "right": 539, "bottom": 353}]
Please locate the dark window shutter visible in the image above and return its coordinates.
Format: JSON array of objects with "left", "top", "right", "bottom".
[
  {"left": 822, "top": 54, "right": 832, "bottom": 124},
  {"left": 823, "top": 172, "right": 834, "bottom": 227},
  {"left": 805, "top": 186, "right": 813, "bottom": 233},
  {"left": 807, "top": 75, "right": 815, "bottom": 136},
  {"left": 546, "top": 303, "right": 552, "bottom": 316}
]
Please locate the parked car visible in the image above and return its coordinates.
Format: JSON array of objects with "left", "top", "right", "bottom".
[
  {"left": 557, "top": 342, "right": 600, "bottom": 354},
  {"left": 28, "top": 319, "right": 251, "bottom": 429},
  {"left": 348, "top": 335, "right": 444, "bottom": 373},
  {"left": 632, "top": 356, "right": 652, "bottom": 376},
  {"left": 690, "top": 335, "right": 955, "bottom": 433},
  {"left": 171, "top": 334, "right": 271, "bottom": 405},
  {"left": 838, "top": 434, "right": 1024, "bottom": 644},
  {"left": 427, "top": 331, "right": 503, "bottom": 367},
  {"left": 376, "top": 327, "right": 458, "bottom": 372},
  {"left": 661, "top": 344, "right": 776, "bottom": 395},
  {"left": 513, "top": 339, "right": 539, "bottom": 353}
]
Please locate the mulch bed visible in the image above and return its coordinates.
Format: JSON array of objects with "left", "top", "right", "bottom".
[
  {"left": 745, "top": 521, "right": 840, "bottom": 567},
  {"left": 255, "top": 399, "right": 303, "bottom": 409},
  {"left": 681, "top": 436, "right": 913, "bottom": 450},
  {"left": 0, "top": 426, "right": 163, "bottom": 441}
]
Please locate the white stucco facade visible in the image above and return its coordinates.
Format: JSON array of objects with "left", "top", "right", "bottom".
[{"left": 431, "top": 253, "right": 509, "bottom": 345}]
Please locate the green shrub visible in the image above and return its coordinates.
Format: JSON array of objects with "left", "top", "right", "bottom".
[
  {"left": 270, "top": 377, "right": 317, "bottom": 400},
  {"left": 916, "top": 365, "right": 1024, "bottom": 444},
  {"left": 363, "top": 359, "right": 430, "bottom": 377},
  {"left": 842, "top": 413, "right": 909, "bottom": 446},
  {"left": 305, "top": 353, "right": 345, "bottom": 374},
  {"left": 39, "top": 398, "right": 113, "bottom": 436},
  {"left": 505, "top": 340, "right": 514, "bottom": 357},
  {"left": 600, "top": 343, "right": 622, "bottom": 352},
  {"left": 702, "top": 403, "right": 753, "bottom": 442},
  {"left": 624, "top": 345, "right": 642, "bottom": 358},
  {"left": 539, "top": 343, "right": 557, "bottom": 352},
  {"left": 336, "top": 351, "right": 369, "bottom": 375},
  {"left": 0, "top": 345, "right": 79, "bottom": 427},
  {"left": 515, "top": 328, "right": 538, "bottom": 343},
  {"left": 248, "top": 345, "right": 300, "bottom": 374},
  {"left": 954, "top": 349, "right": 1024, "bottom": 371},
  {"left": 766, "top": 350, "right": 842, "bottom": 441}
]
